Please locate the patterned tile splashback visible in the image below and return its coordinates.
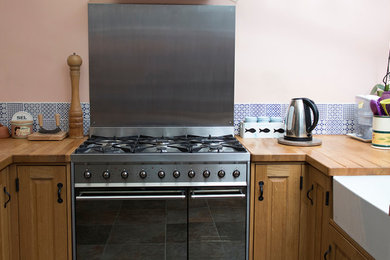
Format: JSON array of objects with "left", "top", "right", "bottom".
[
  {"left": 234, "top": 103, "right": 356, "bottom": 135},
  {"left": 0, "top": 102, "right": 90, "bottom": 136},
  {"left": 0, "top": 102, "right": 356, "bottom": 136}
]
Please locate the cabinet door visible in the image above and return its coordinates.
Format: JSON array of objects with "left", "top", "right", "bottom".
[
  {"left": 299, "top": 165, "right": 332, "bottom": 260},
  {"left": 17, "top": 166, "right": 68, "bottom": 260},
  {"left": 253, "top": 164, "right": 302, "bottom": 260},
  {"left": 0, "top": 167, "right": 11, "bottom": 260},
  {"left": 325, "top": 220, "right": 374, "bottom": 260}
]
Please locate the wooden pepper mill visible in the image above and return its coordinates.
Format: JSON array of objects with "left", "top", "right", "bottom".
[{"left": 67, "top": 53, "right": 84, "bottom": 138}]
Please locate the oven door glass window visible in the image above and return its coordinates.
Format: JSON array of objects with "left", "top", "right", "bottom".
[
  {"left": 188, "top": 188, "right": 247, "bottom": 260},
  {"left": 75, "top": 189, "right": 187, "bottom": 260}
]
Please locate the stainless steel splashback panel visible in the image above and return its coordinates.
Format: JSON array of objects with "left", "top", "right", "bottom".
[{"left": 88, "top": 4, "right": 235, "bottom": 127}]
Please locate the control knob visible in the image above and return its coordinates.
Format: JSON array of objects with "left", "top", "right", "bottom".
[
  {"left": 102, "top": 170, "right": 110, "bottom": 179},
  {"left": 218, "top": 170, "right": 225, "bottom": 178},
  {"left": 188, "top": 170, "right": 195, "bottom": 178},
  {"left": 158, "top": 170, "right": 165, "bottom": 179},
  {"left": 173, "top": 170, "right": 180, "bottom": 178},
  {"left": 139, "top": 170, "right": 147, "bottom": 179},
  {"left": 233, "top": 170, "right": 240, "bottom": 178},
  {"left": 84, "top": 170, "right": 91, "bottom": 179},
  {"left": 121, "top": 170, "right": 129, "bottom": 179},
  {"left": 203, "top": 170, "right": 211, "bottom": 178}
]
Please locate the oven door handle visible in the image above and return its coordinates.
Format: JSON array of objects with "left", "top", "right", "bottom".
[
  {"left": 76, "top": 194, "right": 186, "bottom": 201},
  {"left": 190, "top": 190, "right": 246, "bottom": 199}
]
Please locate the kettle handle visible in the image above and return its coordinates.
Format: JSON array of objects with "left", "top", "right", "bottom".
[{"left": 302, "top": 98, "right": 319, "bottom": 133}]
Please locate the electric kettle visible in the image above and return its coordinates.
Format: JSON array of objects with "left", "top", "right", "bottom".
[{"left": 284, "top": 98, "right": 319, "bottom": 142}]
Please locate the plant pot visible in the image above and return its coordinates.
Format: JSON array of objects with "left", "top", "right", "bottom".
[{"left": 372, "top": 116, "right": 390, "bottom": 149}]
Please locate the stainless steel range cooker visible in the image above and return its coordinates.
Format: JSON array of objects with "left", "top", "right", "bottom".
[
  {"left": 72, "top": 3, "right": 248, "bottom": 259},
  {"left": 71, "top": 132, "right": 250, "bottom": 260}
]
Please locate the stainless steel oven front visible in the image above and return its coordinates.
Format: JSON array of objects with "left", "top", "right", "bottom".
[{"left": 73, "top": 186, "right": 247, "bottom": 260}]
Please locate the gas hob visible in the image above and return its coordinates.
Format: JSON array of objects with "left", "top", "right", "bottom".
[{"left": 71, "top": 134, "right": 250, "bottom": 188}]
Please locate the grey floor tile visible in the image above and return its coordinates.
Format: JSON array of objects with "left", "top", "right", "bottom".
[
  {"left": 102, "top": 243, "right": 165, "bottom": 260},
  {"left": 107, "top": 224, "right": 165, "bottom": 244}
]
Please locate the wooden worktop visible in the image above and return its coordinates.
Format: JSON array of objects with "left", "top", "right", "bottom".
[
  {"left": 0, "top": 137, "right": 86, "bottom": 169},
  {"left": 238, "top": 135, "right": 390, "bottom": 176},
  {"left": 1, "top": 135, "right": 389, "bottom": 176}
]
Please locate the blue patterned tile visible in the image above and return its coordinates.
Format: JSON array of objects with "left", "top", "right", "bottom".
[
  {"left": 41, "top": 103, "right": 57, "bottom": 119},
  {"left": 0, "top": 117, "right": 8, "bottom": 129},
  {"left": 60, "top": 119, "right": 69, "bottom": 132},
  {"left": 250, "top": 104, "right": 266, "bottom": 117},
  {"left": 7, "top": 103, "right": 24, "bottom": 120},
  {"left": 0, "top": 103, "right": 7, "bottom": 121},
  {"left": 57, "top": 103, "right": 70, "bottom": 120},
  {"left": 266, "top": 104, "right": 281, "bottom": 117},
  {"left": 234, "top": 122, "right": 240, "bottom": 135},
  {"left": 312, "top": 120, "right": 327, "bottom": 135},
  {"left": 81, "top": 102, "right": 90, "bottom": 120},
  {"left": 83, "top": 119, "right": 90, "bottom": 136},
  {"left": 281, "top": 104, "right": 289, "bottom": 120},
  {"left": 234, "top": 104, "right": 250, "bottom": 124},
  {"left": 327, "top": 104, "right": 343, "bottom": 120},
  {"left": 32, "top": 121, "right": 38, "bottom": 132},
  {"left": 23, "top": 103, "right": 41, "bottom": 118},
  {"left": 316, "top": 104, "right": 328, "bottom": 120},
  {"left": 325, "top": 120, "right": 343, "bottom": 135},
  {"left": 342, "top": 104, "right": 355, "bottom": 121},
  {"left": 342, "top": 119, "right": 355, "bottom": 134}
]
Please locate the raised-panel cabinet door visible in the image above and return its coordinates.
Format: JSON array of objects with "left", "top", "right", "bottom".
[
  {"left": 299, "top": 165, "right": 332, "bottom": 260},
  {"left": 326, "top": 220, "right": 374, "bottom": 260},
  {"left": 0, "top": 167, "right": 11, "bottom": 260},
  {"left": 253, "top": 164, "right": 302, "bottom": 260},
  {"left": 17, "top": 166, "right": 67, "bottom": 260}
]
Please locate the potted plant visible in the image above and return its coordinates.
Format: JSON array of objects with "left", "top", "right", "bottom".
[{"left": 370, "top": 48, "right": 390, "bottom": 149}]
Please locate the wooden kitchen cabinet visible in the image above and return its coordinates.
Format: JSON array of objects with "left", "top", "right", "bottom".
[
  {"left": 17, "top": 165, "right": 69, "bottom": 260},
  {"left": 325, "top": 220, "right": 374, "bottom": 260},
  {"left": 299, "top": 165, "right": 332, "bottom": 260},
  {"left": 0, "top": 167, "right": 12, "bottom": 260},
  {"left": 252, "top": 163, "right": 303, "bottom": 260}
]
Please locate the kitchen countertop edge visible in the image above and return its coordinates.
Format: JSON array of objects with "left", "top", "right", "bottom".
[{"left": 237, "top": 135, "right": 390, "bottom": 176}]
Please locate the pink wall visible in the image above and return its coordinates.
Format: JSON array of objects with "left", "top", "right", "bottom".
[{"left": 1, "top": 0, "right": 390, "bottom": 103}]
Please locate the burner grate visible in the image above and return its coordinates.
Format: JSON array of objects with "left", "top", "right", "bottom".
[{"left": 75, "top": 134, "right": 246, "bottom": 154}]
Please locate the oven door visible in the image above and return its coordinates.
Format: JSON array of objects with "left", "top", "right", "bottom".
[
  {"left": 188, "top": 188, "right": 247, "bottom": 260},
  {"left": 74, "top": 188, "right": 187, "bottom": 260}
]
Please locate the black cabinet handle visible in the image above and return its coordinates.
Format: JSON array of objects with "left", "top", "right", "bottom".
[
  {"left": 307, "top": 184, "right": 314, "bottom": 205},
  {"left": 324, "top": 245, "right": 331, "bottom": 260},
  {"left": 3, "top": 187, "right": 10, "bottom": 208},
  {"left": 258, "top": 181, "right": 264, "bottom": 201},
  {"left": 57, "top": 183, "right": 63, "bottom": 204}
]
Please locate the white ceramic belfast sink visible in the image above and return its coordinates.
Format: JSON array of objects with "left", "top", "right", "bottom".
[{"left": 333, "top": 176, "right": 390, "bottom": 260}]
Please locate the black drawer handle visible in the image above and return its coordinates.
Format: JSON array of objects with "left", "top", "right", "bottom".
[
  {"left": 258, "top": 181, "right": 264, "bottom": 201},
  {"left": 324, "top": 245, "right": 331, "bottom": 260},
  {"left": 57, "top": 183, "right": 63, "bottom": 204},
  {"left": 3, "top": 187, "right": 10, "bottom": 208},
  {"left": 307, "top": 184, "right": 314, "bottom": 205}
]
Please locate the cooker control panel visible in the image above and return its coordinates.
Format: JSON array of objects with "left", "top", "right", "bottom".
[{"left": 74, "top": 163, "right": 247, "bottom": 187}]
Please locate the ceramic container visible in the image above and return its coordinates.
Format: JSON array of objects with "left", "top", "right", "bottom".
[
  {"left": 245, "top": 116, "right": 257, "bottom": 123},
  {"left": 372, "top": 116, "right": 390, "bottom": 149},
  {"left": 257, "top": 116, "right": 270, "bottom": 123},
  {"left": 11, "top": 111, "right": 33, "bottom": 139}
]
